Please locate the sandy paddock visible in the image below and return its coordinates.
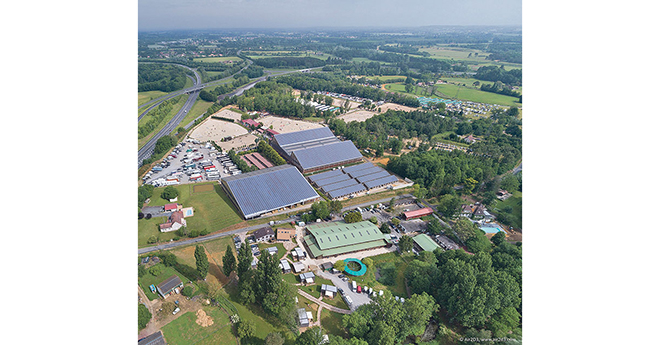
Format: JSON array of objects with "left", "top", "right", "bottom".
[
  {"left": 210, "top": 109, "right": 242, "bottom": 121},
  {"left": 189, "top": 118, "right": 248, "bottom": 143},
  {"left": 379, "top": 102, "right": 418, "bottom": 112},
  {"left": 332, "top": 98, "right": 361, "bottom": 110},
  {"left": 214, "top": 134, "right": 258, "bottom": 152},
  {"left": 258, "top": 115, "right": 324, "bottom": 133},
  {"left": 337, "top": 110, "right": 379, "bottom": 123}
]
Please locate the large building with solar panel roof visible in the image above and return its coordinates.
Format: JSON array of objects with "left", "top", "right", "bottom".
[
  {"left": 221, "top": 164, "right": 321, "bottom": 219},
  {"left": 272, "top": 127, "right": 364, "bottom": 173},
  {"left": 302, "top": 221, "right": 392, "bottom": 258},
  {"left": 307, "top": 161, "right": 400, "bottom": 199}
]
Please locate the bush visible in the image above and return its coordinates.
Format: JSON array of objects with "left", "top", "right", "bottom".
[
  {"left": 145, "top": 214, "right": 152, "bottom": 220},
  {"left": 138, "top": 212, "right": 145, "bottom": 220},
  {"left": 149, "top": 265, "right": 163, "bottom": 277},
  {"left": 344, "top": 211, "right": 363, "bottom": 223},
  {"left": 138, "top": 304, "right": 152, "bottom": 330},
  {"left": 138, "top": 265, "right": 147, "bottom": 278},
  {"left": 181, "top": 285, "right": 194, "bottom": 297},
  {"left": 189, "top": 229, "right": 200, "bottom": 238},
  {"left": 200, "top": 229, "right": 210, "bottom": 236},
  {"left": 147, "top": 235, "right": 158, "bottom": 244},
  {"left": 161, "top": 186, "right": 179, "bottom": 200}
]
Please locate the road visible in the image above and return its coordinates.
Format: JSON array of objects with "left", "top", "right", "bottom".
[{"left": 512, "top": 160, "right": 522, "bottom": 174}]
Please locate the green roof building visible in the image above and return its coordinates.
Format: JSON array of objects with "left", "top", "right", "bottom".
[
  {"left": 302, "top": 221, "right": 391, "bottom": 258},
  {"left": 412, "top": 234, "right": 441, "bottom": 252}
]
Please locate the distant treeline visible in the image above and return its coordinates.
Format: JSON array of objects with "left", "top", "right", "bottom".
[
  {"left": 474, "top": 66, "right": 522, "bottom": 86},
  {"left": 252, "top": 57, "right": 329, "bottom": 68},
  {"left": 138, "top": 64, "right": 189, "bottom": 92},
  {"left": 138, "top": 95, "right": 184, "bottom": 138},
  {"left": 480, "top": 83, "right": 521, "bottom": 98}
]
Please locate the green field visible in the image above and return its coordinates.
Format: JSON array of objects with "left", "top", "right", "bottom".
[
  {"left": 138, "top": 264, "right": 192, "bottom": 301},
  {"left": 385, "top": 82, "right": 521, "bottom": 107},
  {"left": 419, "top": 45, "right": 522, "bottom": 71},
  {"left": 493, "top": 190, "right": 522, "bottom": 229},
  {"left": 257, "top": 242, "right": 287, "bottom": 261},
  {"left": 346, "top": 252, "right": 414, "bottom": 297},
  {"left": 245, "top": 50, "right": 333, "bottom": 61},
  {"left": 161, "top": 306, "right": 234, "bottom": 345},
  {"left": 138, "top": 183, "right": 243, "bottom": 247},
  {"left": 180, "top": 97, "right": 214, "bottom": 128},
  {"left": 193, "top": 56, "right": 243, "bottom": 63},
  {"left": 138, "top": 91, "right": 169, "bottom": 108},
  {"left": 320, "top": 308, "right": 349, "bottom": 338},
  {"left": 138, "top": 95, "right": 187, "bottom": 150}
]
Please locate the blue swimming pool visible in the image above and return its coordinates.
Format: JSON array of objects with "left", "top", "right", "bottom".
[{"left": 480, "top": 224, "right": 505, "bottom": 234}]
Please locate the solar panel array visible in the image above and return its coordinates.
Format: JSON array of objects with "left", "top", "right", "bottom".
[
  {"left": 314, "top": 173, "right": 351, "bottom": 187},
  {"left": 327, "top": 183, "right": 367, "bottom": 199},
  {"left": 291, "top": 141, "right": 363, "bottom": 171},
  {"left": 363, "top": 175, "right": 399, "bottom": 190},
  {"left": 347, "top": 166, "right": 383, "bottom": 178},
  {"left": 307, "top": 169, "right": 344, "bottom": 184},
  {"left": 222, "top": 165, "right": 320, "bottom": 218},
  {"left": 273, "top": 127, "right": 335, "bottom": 147},
  {"left": 321, "top": 178, "right": 360, "bottom": 193},
  {"left": 280, "top": 137, "right": 340, "bottom": 155},
  {"left": 355, "top": 170, "right": 392, "bottom": 183},
  {"left": 342, "top": 162, "right": 374, "bottom": 174}
]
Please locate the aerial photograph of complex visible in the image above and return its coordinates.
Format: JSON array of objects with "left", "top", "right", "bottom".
[{"left": 137, "top": 1, "right": 522, "bottom": 344}]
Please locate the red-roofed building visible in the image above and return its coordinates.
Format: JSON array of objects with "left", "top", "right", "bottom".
[
  {"left": 402, "top": 207, "right": 434, "bottom": 220},
  {"left": 160, "top": 210, "right": 187, "bottom": 232},
  {"left": 265, "top": 129, "right": 280, "bottom": 137},
  {"left": 164, "top": 203, "right": 180, "bottom": 212},
  {"left": 241, "top": 119, "right": 260, "bottom": 128}
]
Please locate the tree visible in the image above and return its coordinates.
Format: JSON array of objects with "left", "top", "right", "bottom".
[
  {"left": 296, "top": 326, "right": 325, "bottom": 345},
  {"left": 391, "top": 218, "right": 400, "bottom": 226},
  {"left": 368, "top": 216, "right": 378, "bottom": 225},
  {"left": 195, "top": 245, "right": 209, "bottom": 279},
  {"left": 464, "top": 177, "right": 479, "bottom": 194},
  {"left": 161, "top": 186, "right": 179, "bottom": 200},
  {"left": 453, "top": 218, "right": 478, "bottom": 243},
  {"left": 500, "top": 174, "right": 520, "bottom": 193},
  {"left": 138, "top": 304, "right": 152, "bottom": 330},
  {"left": 427, "top": 218, "right": 443, "bottom": 235},
  {"left": 344, "top": 212, "right": 362, "bottom": 223},
  {"left": 388, "top": 197, "right": 396, "bottom": 212},
  {"left": 311, "top": 201, "right": 331, "bottom": 220},
  {"left": 402, "top": 292, "right": 438, "bottom": 336},
  {"left": 334, "top": 260, "right": 346, "bottom": 271},
  {"left": 491, "top": 231, "right": 507, "bottom": 246},
  {"left": 329, "top": 200, "right": 343, "bottom": 214},
  {"left": 265, "top": 332, "right": 285, "bottom": 345},
  {"left": 405, "top": 84, "right": 413, "bottom": 93},
  {"left": 181, "top": 285, "right": 194, "bottom": 297},
  {"left": 237, "top": 242, "right": 252, "bottom": 280},
  {"left": 437, "top": 194, "right": 461, "bottom": 218},
  {"left": 149, "top": 265, "right": 163, "bottom": 277},
  {"left": 399, "top": 235, "right": 413, "bottom": 252},
  {"left": 465, "top": 230, "right": 493, "bottom": 253},
  {"left": 223, "top": 245, "right": 236, "bottom": 276},
  {"left": 237, "top": 319, "right": 256, "bottom": 339},
  {"left": 138, "top": 265, "right": 147, "bottom": 278},
  {"left": 379, "top": 223, "right": 391, "bottom": 234},
  {"left": 362, "top": 257, "right": 373, "bottom": 268},
  {"left": 413, "top": 184, "right": 428, "bottom": 199}
]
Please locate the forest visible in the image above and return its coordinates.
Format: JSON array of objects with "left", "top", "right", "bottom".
[{"left": 138, "top": 63, "right": 189, "bottom": 92}]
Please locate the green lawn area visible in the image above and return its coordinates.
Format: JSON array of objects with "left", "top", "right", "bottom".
[
  {"left": 320, "top": 309, "right": 349, "bottom": 338},
  {"left": 138, "top": 90, "right": 169, "bottom": 108},
  {"left": 429, "top": 135, "right": 470, "bottom": 148},
  {"left": 419, "top": 45, "right": 522, "bottom": 71},
  {"left": 493, "top": 191, "right": 522, "bottom": 229},
  {"left": 138, "top": 183, "right": 243, "bottom": 248},
  {"left": 257, "top": 242, "right": 287, "bottom": 261},
  {"left": 180, "top": 97, "right": 214, "bottom": 128},
  {"left": 193, "top": 56, "right": 243, "bottom": 63},
  {"left": 138, "top": 264, "right": 192, "bottom": 301},
  {"left": 320, "top": 291, "right": 349, "bottom": 310},
  {"left": 346, "top": 252, "right": 414, "bottom": 297},
  {"left": 385, "top": 82, "right": 520, "bottom": 107},
  {"left": 283, "top": 272, "right": 300, "bottom": 285},
  {"left": 138, "top": 94, "right": 187, "bottom": 150},
  {"left": 161, "top": 306, "right": 234, "bottom": 345}
]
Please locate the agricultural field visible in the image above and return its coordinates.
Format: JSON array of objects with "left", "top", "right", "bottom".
[
  {"left": 245, "top": 50, "right": 333, "bottom": 60},
  {"left": 138, "top": 90, "right": 169, "bottom": 108},
  {"left": 419, "top": 45, "right": 522, "bottom": 71},
  {"left": 138, "top": 183, "right": 243, "bottom": 247},
  {"left": 161, "top": 306, "right": 235, "bottom": 345},
  {"left": 138, "top": 95, "right": 187, "bottom": 150},
  {"left": 193, "top": 56, "right": 243, "bottom": 63}
]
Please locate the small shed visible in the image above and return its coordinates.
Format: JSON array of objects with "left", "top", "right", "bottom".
[
  {"left": 156, "top": 275, "right": 183, "bottom": 298},
  {"left": 297, "top": 308, "right": 310, "bottom": 327},
  {"left": 320, "top": 262, "right": 333, "bottom": 271},
  {"left": 321, "top": 284, "right": 338, "bottom": 298},
  {"left": 299, "top": 272, "right": 315, "bottom": 284},
  {"left": 292, "top": 262, "right": 306, "bottom": 273},
  {"left": 267, "top": 247, "right": 278, "bottom": 256},
  {"left": 280, "top": 259, "right": 291, "bottom": 273}
]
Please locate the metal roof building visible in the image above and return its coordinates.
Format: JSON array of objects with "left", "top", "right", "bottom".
[
  {"left": 273, "top": 127, "right": 336, "bottom": 151},
  {"left": 363, "top": 175, "right": 398, "bottom": 190},
  {"left": 290, "top": 141, "right": 363, "bottom": 173},
  {"left": 302, "top": 221, "right": 390, "bottom": 258},
  {"left": 355, "top": 170, "right": 392, "bottom": 183},
  {"left": 156, "top": 275, "right": 183, "bottom": 298},
  {"left": 312, "top": 173, "right": 352, "bottom": 187},
  {"left": 321, "top": 179, "right": 361, "bottom": 194},
  {"left": 342, "top": 162, "right": 374, "bottom": 174},
  {"left": 138, "top": 331, "right": 167, "bottom": 345},
  {"left": 307, "top": 169, "right": 344, "bottom": 184},
  {"left": 221, "top": 165, "right": 320, "bottom": 219},
  {"left": 326, "top": 184, "right": 367, "bottom": 199},
  {"left": 412, "top": 234, "right": 441, "bottom": 252}
]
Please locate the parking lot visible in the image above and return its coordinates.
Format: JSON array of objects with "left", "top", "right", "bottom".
[{"left": 142, "top": 138, "right": 243, "bottom": 187}]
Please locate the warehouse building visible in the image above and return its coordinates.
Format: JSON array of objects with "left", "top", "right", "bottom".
[
  {"left": 272, "top": 127, "right": 363, "bottom": 173},
  {"left": 221, "top": 164, "right": 321, "bottom": 219},
  {"left": 302, "top": 221, "right": 392, "bottom": 258},
  {"left": 307, "top": 161, "right": 399, "bottom": 199},
  {"left": 403, "top": 207, "right": 434, "bottom": 220},
  {"left": 412, "top": 234, "right": 441, "bottom": 252}
]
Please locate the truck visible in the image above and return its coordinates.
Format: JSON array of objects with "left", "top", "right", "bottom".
[
  {"left": 164, "top": 180, "right": 180, "bottom": 186},
  {"left": 351, "top": 281, "right": 357, "bottom": 291},
  {"left": 343, "top": 295, "right": 353, "bottom": 307},
  {"left": 152, "top": 166, "right": 163, "bottom": 172}
]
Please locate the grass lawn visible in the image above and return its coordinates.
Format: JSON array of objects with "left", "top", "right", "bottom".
[
  {"left": 429, "top": 135, "right": 470, "bottom": 148},
  {"left": 283, "top": 273, "right": 300, "bottom": 285},
  {"left": 319, "top": 292, "right": 349, "bottom": 310},
  {"left": 385, "top": 83, "right": 520, "bottom": 107},
  {"left": 257, "top": 242, "right": 288, "bottom": 260},
  {"left": 179, "top": 97, "right": 214, "bottom": 128},
  {"left": 161, "top": 306, "right": 234, "bottom": 345},
  {"left": 138, "top": 90, "right": 169, "bottom": 108},
  {"left": 493, "top": 191, "right": 522, "bottom": 229},
  {"left": 138, "top": 94, "right": 187, "bottom": 150},
  {"left": 347, "top": 252, "right": 414, "bottom": 297},
  {"left": 320, "top": 308, "right": 349, "bottom": 338},
  {"left": 138, "top": 264, "right": 192, "bottom": 301},
  {"left": 138, "top": 216, "right": 179, "bottom": 248},
  {"left": 193, "top": 56, "right": 243, "bottom": 63},
  {"left": 138, "top": 183, "right": 243, "bottom": 248}
]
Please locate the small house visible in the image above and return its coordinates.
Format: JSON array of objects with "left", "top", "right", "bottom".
[
  {"left": 292, "top": 247, "right": 306, "bottom": 261},
  {"left": 299, "top": 272, "right": 315, "bottom": 285},
  {"left": 163, "top": 203, "right": 181, "bottom": 212},
  {"left": 280, "top": 259, "right": 291, "bottom": 273},
  {"left": 292, "top": 262, "right": 306, "bottom": 273},
  {"left": 320, "top": 262, "right": 333, "bottom": 271},
  {"left": 298, "top": 308, "right": 310, "bottom": 327},
  {"left": 156, "top": 275, "right": 183, "bottom": 298},
  {"left": 276, "top": 228, "right": 295, "bottom": 242},
  {"left": 267, "top": 247, "right": 278, "bottom": 256},
  {"left": 321, "top": 284, "right": 338, "bottom": 298},
  {"left": 252, "top": 227, "right": 275, "bottom": 243},
  {"left": 159, "top": 210, "right": 187, "bottom": 232}
]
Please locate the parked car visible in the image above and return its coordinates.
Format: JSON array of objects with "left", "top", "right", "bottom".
[
  {"left": 338, "top": 274, "right": 345, "bottom": 278},
  {"left": 172, "top": 307, "right": 180, "bottom": 315}
]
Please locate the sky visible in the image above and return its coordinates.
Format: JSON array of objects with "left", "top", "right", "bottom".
[{"left": 138, "top": 0, "right": 521, "bottom": 31}]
